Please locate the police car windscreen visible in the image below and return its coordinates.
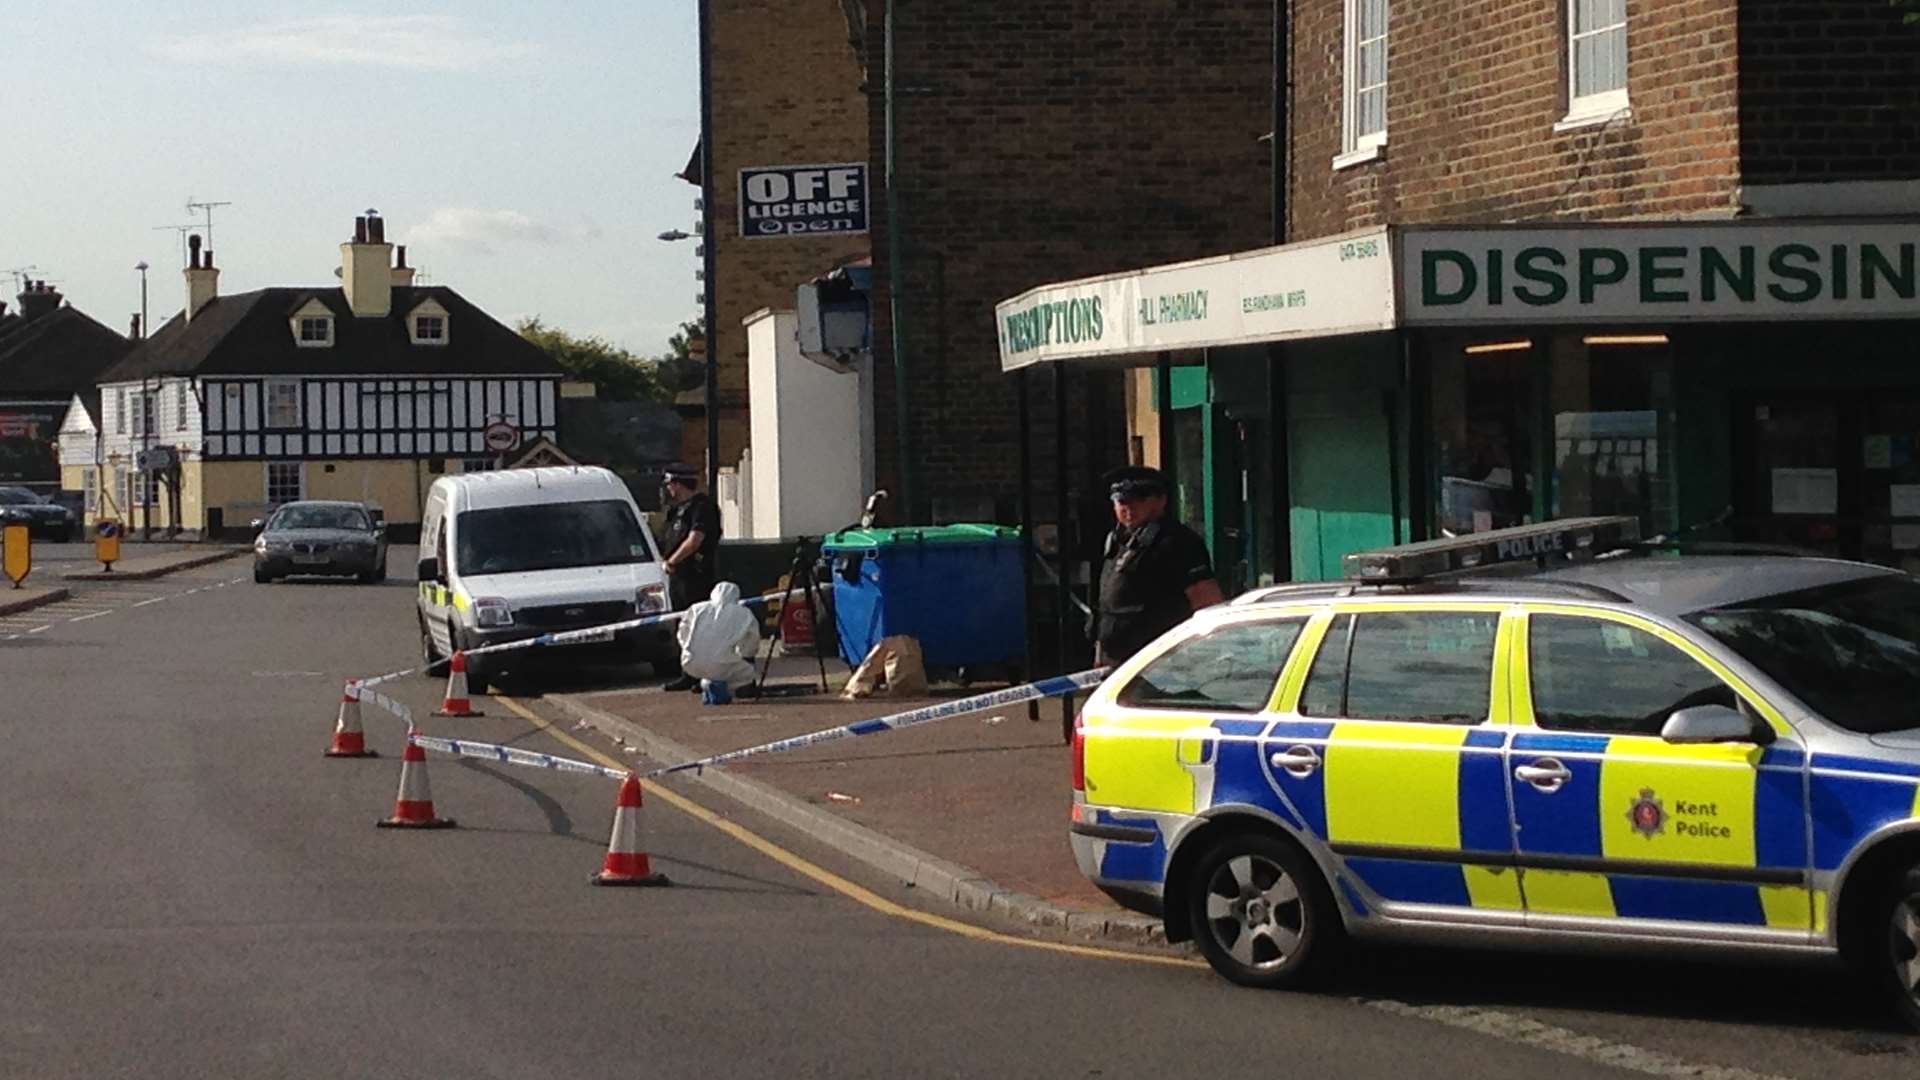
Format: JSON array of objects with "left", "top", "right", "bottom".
[
  {"left": 1689, "top": 575, "right": 1920, "bottom": 735},
  {"left": 456, "top": 499, "right": 652, "bottom": 575}
]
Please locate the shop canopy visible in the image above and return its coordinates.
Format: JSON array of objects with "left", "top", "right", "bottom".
[{"left": 995, "top": 219, "right": 1920, "bottom": 372}]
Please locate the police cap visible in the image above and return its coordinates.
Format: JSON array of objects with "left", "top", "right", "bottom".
[
  {"left": 663, "top": 463, "right": 701, "bottom": 488},
  {"left": 1105, "top": 465, "right": 1170, "bottom": 501}
]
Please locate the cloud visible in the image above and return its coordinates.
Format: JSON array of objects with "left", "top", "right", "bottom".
[
  {"left": 145, "top": 15, "right": 536, "bottom": 73},
  {"left": 403, "top": 207, "right": 600, "bottom": 254}
]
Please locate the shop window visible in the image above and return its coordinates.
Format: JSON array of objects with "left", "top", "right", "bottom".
[
  {"left": 1116, "top": 619, "right": 1304, "bottom": 713},
  {"left": 1433, "top": 339, "right": 1537, "bottom": 534},
  {"left": 1551, "top": 337, "right": 1675, "bottom": 535}
]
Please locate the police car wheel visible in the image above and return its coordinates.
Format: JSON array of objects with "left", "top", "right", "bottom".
[
  {"left": 1188, "top": 832, "right": 1338, "bottom": 989},
  {"left": 1882, "top": 869, "right": 1920, "bottom": 1030}
]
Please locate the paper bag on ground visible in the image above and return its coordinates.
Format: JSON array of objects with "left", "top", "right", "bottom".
[{"left": 842, "top": 634, "right": 928, "bottom": 699}]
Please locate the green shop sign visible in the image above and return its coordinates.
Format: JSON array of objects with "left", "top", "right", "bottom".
[
  {"left": 1403, "top": 225, "right": 1920, "bottom": 325},
  {"left": 1001, "top": 295, "right": 1105, "bottom": 355}
]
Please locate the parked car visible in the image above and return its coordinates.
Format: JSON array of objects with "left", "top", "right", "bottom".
[
  {"left": 0, "top": 486, "right": 77, "bottom": 540},
  {"left": 416, "top": 466, "right": 673, "bottom": 695},
  {"left": 252, "top": 501, "right": 388, "bottom": 584}
]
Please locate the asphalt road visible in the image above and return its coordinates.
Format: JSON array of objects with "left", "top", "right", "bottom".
[{"left": 3, "top": 546, "right": 1918, "bottom": 1079}]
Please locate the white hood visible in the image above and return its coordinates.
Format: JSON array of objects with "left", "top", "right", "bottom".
[
  {"left": 677, "top": 580, "right": 760, "bottom": 685},
  {"left": 460, "top": 563, "right": 663, "bottom": 608}
]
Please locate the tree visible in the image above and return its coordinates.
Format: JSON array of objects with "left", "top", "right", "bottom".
[
  {"left": 516, "top": 318, "right": 671, "bottom": 403},
  {"left": 654, "top": 319, "right": 707, "bottom": 395},
  {"left": 1899, "top": 0, "right": 1920, "bottom": 23}
]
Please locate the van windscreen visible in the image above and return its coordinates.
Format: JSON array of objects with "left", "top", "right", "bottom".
[{"left": 455, "top": 499, "right": 653, "bottom": 575}]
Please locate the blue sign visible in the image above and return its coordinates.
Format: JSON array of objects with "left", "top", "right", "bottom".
[
  {"left": 738, "top": 163, "right": 869, "bottom": 239},
  {"left": 96, "top": 520, "right": 120, "bottom": 538}
]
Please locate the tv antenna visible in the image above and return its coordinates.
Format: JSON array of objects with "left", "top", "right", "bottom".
[
  {"left": 5, "top": 264, "right": 40, "bottom": 293},
  {"left": 152, "top": 224, "right": 199, "bottom": 268},
  {"left": 185, "top": 196, "right": 233, "bottom": 252}
]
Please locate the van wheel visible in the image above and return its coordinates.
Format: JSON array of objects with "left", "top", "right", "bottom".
[
  {"left": 1878, "top": 867, "right": 1920, "bottom": 1032},
  {"left": 1186, "top": 830, "right": 1343, "bottom": 990},
  {"left": 420, "top": 618, "right": 448, "bottom": 677}
]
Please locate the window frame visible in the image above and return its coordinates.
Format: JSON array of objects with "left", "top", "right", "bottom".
[
  {"left": 115, "top": 388, "right": 127, "bottom": 435},
  {"left": 1299, "top": 608, "right": 1502, "bottom": 726},
  {"left": 264, "top": 461, "right": 304, "bottom": 506},
  {"left": 1338, "top": 0, "right": 1390, "bottom": 168},
  {"left": 81, "top": 467, "right": 97, "bottom": 514},
  {"left": 296, "top": 316, "right": 333, "bottom": 347},
  {"left": 412, "top": 314, "right": 448, "bottom": 345},
  {"left": 175, "top": 381, "right": 190, "bottom": 431},
  {"left": 264, "top": 380, "right": 303, "bottom": 430},
  {"left": 1561, "top": 0, "right": 1630, "bottom": 130},
  {"left": 1524, "top": 611, "right": 1746, "bottom": 737}
]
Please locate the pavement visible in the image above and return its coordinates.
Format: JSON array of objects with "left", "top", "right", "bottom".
[
  {"left": 59, "top": 543, "right": 247, "bottom": 581},
  {"left": 546, "top": 654, "right": 1168, "bottom": 946},
  {"left": 0, "top": 585, "right": 69, "bottom": 617}
]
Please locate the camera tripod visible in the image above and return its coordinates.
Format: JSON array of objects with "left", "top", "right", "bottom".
[{"left": 754, "top": 535, "right": 833, "bottom": 694}]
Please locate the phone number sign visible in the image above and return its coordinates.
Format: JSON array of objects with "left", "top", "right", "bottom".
[{"left": 738, "top": 163, "right": 869, "bottom": 239}]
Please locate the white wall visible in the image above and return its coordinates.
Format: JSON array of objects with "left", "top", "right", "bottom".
[{"left": 744, "top": 309, "right": 865, "bottom": 539}]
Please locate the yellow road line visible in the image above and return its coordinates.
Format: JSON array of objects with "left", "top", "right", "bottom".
[{"left": 492, "top": 693, "right": 1200, "bottom": 970}]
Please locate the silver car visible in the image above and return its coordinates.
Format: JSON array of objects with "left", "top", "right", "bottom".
[{"left": 252, "top": 501, "right": 388, "bottom": 584}]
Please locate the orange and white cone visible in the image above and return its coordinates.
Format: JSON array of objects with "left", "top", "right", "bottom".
[
  {"left": 592, "top": 774, "right": 669, "bottom": 886},
  {"left": 325, "top": 682, "right": 378, "bottom": 758},
  {"left": 433, "top": 650, "right": 485, "bottom": 717},
  {"left": 376, "top": 737, "right": 456, "bottom": 829}
]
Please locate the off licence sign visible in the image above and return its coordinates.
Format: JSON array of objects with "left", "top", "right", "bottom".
[{"left": 738, "top": 163, "right": 869, "bottom": 239}]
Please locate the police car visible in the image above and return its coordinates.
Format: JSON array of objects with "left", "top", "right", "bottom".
[{"left": 1069, "top": 517, "right": 1920, "bottom": 1028}]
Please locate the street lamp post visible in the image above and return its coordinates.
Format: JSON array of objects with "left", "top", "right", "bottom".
[{"left": 135, "top": 261, "right": 151, "bottom": 540}]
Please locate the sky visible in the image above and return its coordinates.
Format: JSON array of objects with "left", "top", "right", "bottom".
[{"left": 0, "top": 2, "right": 702, "bottom": 356}]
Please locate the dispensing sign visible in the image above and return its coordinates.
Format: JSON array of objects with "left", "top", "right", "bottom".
[
  {"left": 2, "top": 524, "right": 29, "bottom": 588},
  {"left": 95, "top": 518, "right": 121, "bottom": 570}
]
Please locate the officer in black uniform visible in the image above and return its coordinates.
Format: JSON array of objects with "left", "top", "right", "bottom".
[
  {"left": 1090, "top": 466, "right": 1225, "bottom": 666},
  {"left": 659, "top": 464, "right": 722, "bottom": 690}
]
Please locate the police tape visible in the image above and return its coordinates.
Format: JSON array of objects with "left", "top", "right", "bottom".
[
  {"left": 351, "top": 684, "right": 413, "bottom": 725},
  {"left": 408, "top": 733, "right": 630, "bottom": 781},
  {"left": 347, "top": 590, "right": 789, "bottom": 690},
  {"left": 643, "top": 668, "right": 1109, "bottom": 778}
]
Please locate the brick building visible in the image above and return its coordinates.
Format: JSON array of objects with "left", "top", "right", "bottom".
[
  {"left": 693, "top": 0, "right": 871, "bottom": 477},
  {"left": 1000, "top": 0, "right": 1920, "bottom": 586},
  {"left": 857, "top": 0, "right": 1277, "bottom": 528}
]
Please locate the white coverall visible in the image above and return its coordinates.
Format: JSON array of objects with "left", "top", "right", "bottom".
[{"left": 676, "top": 581, "right": 760, "bottom": 687}]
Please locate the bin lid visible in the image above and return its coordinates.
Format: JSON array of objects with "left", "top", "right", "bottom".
[{"left": 821, "top": 523, "right": 1020, "bottom": 550}]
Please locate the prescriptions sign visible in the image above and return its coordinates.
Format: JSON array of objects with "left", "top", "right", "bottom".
[{"left": 738, "top": 163, "right": 869, "bottom": 239}]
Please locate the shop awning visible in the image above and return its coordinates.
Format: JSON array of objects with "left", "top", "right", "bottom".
[{"left": 996, "top": 219, "right": 1920, "bottom": 372}]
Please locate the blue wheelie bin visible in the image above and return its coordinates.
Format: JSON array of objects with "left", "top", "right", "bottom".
[{"left": 821, "top": 524, "right": 1026, "bottom": 673}]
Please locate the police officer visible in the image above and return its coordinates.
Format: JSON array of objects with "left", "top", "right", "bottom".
[
  {"left": 659, "top": 464, "right": 722, "bottom": 691},
  {"left": 1090, "top": 466, "right": 1224, "bottom": 665}
]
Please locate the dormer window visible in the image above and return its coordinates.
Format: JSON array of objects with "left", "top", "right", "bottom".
[
  {"left": 297, "top": 316, "right": 333, "bottom": 346},
  {"left": 290, "top": 297, "right": 335, "bottom": 348},
  {"left": 408, "top": 298, "right": 451, "bottom": 346}
]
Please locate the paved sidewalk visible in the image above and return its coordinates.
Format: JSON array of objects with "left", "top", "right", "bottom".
[
  {"left": 0, "top": 586, "right": 70, "bottom": 617},
  {"left": 61, "top": 545, "right": 248, "bottom": 581},
  {"left": 544, "top": 657, "right": 1169, "bottom": 947}
]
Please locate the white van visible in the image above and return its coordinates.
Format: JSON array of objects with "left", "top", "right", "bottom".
[{"left": 416, "top": 466, "right": 673, "bottom": 693}]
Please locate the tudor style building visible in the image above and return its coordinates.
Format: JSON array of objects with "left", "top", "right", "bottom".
[{"left": 61, "top": 214, "right": 566, "bottom": 537}]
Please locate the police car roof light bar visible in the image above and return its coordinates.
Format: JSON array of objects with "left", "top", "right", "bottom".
[{"left": 1342, "top": 516, "right": 1642, "bottom": 582}]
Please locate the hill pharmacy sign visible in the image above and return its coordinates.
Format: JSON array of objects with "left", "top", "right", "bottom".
[
  {"left": 996, "top": 228, "right": 1396, "bottom": 370},
  {"left": 1401, "top": 223, "right": 1920, "bottom": 325}
]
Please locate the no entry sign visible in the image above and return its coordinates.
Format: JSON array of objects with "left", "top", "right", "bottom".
[{"left": 482, "top": 420, "right": 520, "bottom": 453}]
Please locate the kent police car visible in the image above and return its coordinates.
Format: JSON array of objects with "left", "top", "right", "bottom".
[{"left": 1069, "top": 517, "right": 1920, "bottom": 1028}]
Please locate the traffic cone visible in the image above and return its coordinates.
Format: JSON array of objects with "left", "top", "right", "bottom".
[
  {"left": 433, "top": 650, "right": 486, "bottom": 717},
  {"left": 376, "top": 737, "right": 456, "bottom": 829},
  {"left": 592, "top": 774, "right": 669, "bottom": 887},
  {"left": 325, "top": 682, "right": 378, "bottom": 758}
]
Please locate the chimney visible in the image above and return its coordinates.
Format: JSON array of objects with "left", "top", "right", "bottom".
[
  {"left": 184, "top": 234, "right": 220, "bottom": 321},
  {"left": 17, "top": 280, "right": 61, "bottom": 322},
  {"left": 341, "top": 210, "right": 394, "bottom": 317},
  {"left": 390, "top": 243, "right": 416, "bottom": 288},
  {"left": 130, "top": 313, "right": 142, "bottom": 339}
]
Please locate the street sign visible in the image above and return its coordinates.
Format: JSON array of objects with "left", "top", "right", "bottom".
[
  {"left": 136, "top": 446, "right": 178, "bottom": 473},
  {"left": 95, "top": 518, "right": 121, "bottom": 570},
  {"left": 2, "top": 524, "right": 29, "bottom": 588},
  {"left": 482, "top": 420, "right": 520, "bottom": 453}
]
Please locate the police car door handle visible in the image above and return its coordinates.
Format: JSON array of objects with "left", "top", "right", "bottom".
[
  {"left": 1269, "top": 746, "right": 1322, "bottom": 778},
  {"left": 1514, "top": 759, "right": 1572, "bottom": 791}
]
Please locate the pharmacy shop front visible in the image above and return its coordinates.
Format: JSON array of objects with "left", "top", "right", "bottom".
[{"left": 998, "top": 219, "right": 1920, "bottom": 582}]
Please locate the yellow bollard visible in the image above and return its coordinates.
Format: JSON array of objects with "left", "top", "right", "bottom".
[
  {"left": 2, "top": 523, "right": 28, "bottom": 588},
  {"left": 94, "top": 519, "right": 121, "bottom": 572}
]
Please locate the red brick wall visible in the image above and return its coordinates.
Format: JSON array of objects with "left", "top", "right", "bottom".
[
  {"left": 707, "top": 0, "right": 871, "bottom": 474},
  {"left": 865, "top": 0, "right": 1275, "bottom": 520},
  {"left": 1738, "top": 1, "right": 1920, "bottom": 183},
  {"left": 1289, "top": 0, "right": 1743, "bottom": 238}
]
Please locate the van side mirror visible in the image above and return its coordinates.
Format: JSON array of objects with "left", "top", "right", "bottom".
[
  {"left": 1661, "top": 704, "right": 1770, "bottom": 745},
  {"left": 417, "top": 556, "right": 439, "bottom": 583}
]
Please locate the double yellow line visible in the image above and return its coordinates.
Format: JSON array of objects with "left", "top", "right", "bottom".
[{"left": 493, "top": 694, "right": 1199, "bottom": 970}]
